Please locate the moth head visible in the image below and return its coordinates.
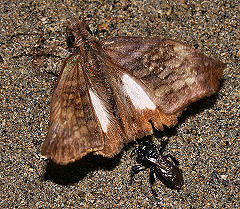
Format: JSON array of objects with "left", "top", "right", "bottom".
[{"left": 66, "top": 17, "right": 93, "bottom": 48}]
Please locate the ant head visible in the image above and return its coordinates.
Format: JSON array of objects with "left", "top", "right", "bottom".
[{"left": 137, "top": 139, "right": 159, "bottom": 160}]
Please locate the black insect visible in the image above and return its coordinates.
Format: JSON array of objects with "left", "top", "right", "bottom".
[{"left": 130, "top": 138, "right": 184, "bottom": 195}]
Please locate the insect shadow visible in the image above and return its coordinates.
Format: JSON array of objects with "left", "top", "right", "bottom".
[
  {"left": 179, "top": 92, "right": 223, "bottom": 125},
  {"left": 42, "top": 153, "right": 122, "bottom": 185}
]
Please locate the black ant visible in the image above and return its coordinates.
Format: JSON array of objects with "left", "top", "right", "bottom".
[{"left": 130, "top": 138, "right": 184, "bottom": 196}]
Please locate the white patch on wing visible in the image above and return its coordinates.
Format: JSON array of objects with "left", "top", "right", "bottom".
[
  {"left": 122, "top": 74, "right": 156, "bottom": 110},
  {"left": 89, "top": 89, "right": 109, "bottom": 133}
]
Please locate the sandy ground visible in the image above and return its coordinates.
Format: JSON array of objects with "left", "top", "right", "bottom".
[{"left": 0, "top": 0, "right": 239, "bottom": 208}]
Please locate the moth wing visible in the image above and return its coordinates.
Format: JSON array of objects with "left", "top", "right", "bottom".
[
  {"left": 41, "top": 55, "right": 105, "bottom": 165},
  {"left": 102, "top": 37, "right": 225, "bottom": 115}
]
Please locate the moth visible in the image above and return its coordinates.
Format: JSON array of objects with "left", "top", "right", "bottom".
[{"left": 41, "top": 17, "right": 225, "bottom": 165}]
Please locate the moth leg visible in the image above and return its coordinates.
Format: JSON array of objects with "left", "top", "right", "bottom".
[
  {"left": 130, "top": 165, "right": 146, "bottom": 185},
  {"left": 33, "top": 38, "right": 72, "bottom": 76},
  {"left": 165, "top": 154, "right": 180, "bottom": 166},
  {"left": 149, "top": 168, "right": 158, "bottom": 197},
  {"left": 33, "top": 37, "right": 71, "bottom": 60}
]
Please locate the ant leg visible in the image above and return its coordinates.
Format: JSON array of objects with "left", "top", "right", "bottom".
[
  {"left": 165, "top": 154, "right": 180, "bottom": 166},
  {"left": 159, "top": 139, "right": 169, "bottom": 153},
  {"left": 149, "top": 168, "right": 156, "bottom": 185},
  {"left": 149, "top": 168, "right": 157, "bottom": 197},
  {"left": 129, "top": 165, "right": 146, "bottom": 185},
  {"left": 130, "top": 143, "right": 138, "bottom": 158}
]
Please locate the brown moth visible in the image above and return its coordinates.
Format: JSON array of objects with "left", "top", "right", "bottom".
[{"left": 41, "top": 17, "right": 225, "bottom": 165}]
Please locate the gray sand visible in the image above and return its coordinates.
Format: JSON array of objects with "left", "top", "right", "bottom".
[{"left": 0, "top": 0, "right": 239, "bottom": 208}]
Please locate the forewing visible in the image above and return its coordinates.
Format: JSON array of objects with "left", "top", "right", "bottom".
[
  {"left": 102, "top": 37, "right": 225, "bottom": 115},
  {"left": 41, "top": 55, "right": 107, "bottom": 165}
]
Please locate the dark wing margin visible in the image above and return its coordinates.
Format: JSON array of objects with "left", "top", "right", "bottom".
[{"left": 102, "top": 37, "right": 225, "bottom": 115}]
